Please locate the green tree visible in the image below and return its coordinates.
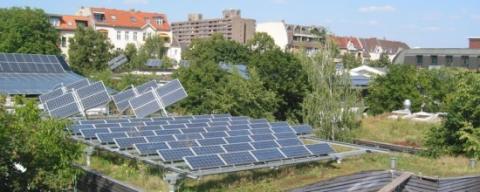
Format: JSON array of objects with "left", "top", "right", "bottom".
[
  {"left": 341, "top": 52, "right": 362, "bottom": 69},
  {"left": 183, "top": 33, "right": 249, "bottom": 65},
  {"left": 246, "top": 32, "right": 277, "bottom": 53},
  {"left": 300, "top": 39, "right": 359, "bottom": 140},
  {"left": 68, "top": 27, "right": 113, "bottom": 75},
  {"left": 369, "top": 53, "right": 391, "bottom": 67},
  {"left": 0, "top": 99, "right": 82, "bottom": 191},
  {"left": 0, "top": 7, "right": 60, "bottom": 54}
]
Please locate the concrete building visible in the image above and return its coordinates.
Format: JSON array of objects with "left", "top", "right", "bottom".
[
  {"left": 256, "top": 21, "right": 324, "bottom": 53},
  {"left": 48, "top": 14, "right": 89, "bottom": 57},
  {"left": 171, "top": 9, "right": 256, "bottom": 47},
  {"left": 393, "top": 48, "right": 480, "bottom": 69},
  {"left": 75, "top": 7, "right": 172, "bottom": 50}
]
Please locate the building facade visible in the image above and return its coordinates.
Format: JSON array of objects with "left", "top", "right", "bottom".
[
  {"left": 359, "top": 38, "right": 409, "bottom": 62},
  {"left": 48, "top": 14, "right": 89, "bottom": 57},
  {"left": 332, "top": 36, "right": 364, "bottom": 59},
  {"left": 469, "top": 37, "right": 480, "bottom": 49},
  {"left": 171, "top": 9, "right": 256, "bottom": 47},
  {"left": 393, "top": 48, "right": 480, "bottom": 69},
  {"left": 256, "top": 21, "right": 324, "bottom": 53}
]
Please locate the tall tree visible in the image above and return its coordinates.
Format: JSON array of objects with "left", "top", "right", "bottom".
[
  {"left": 369, "top": 53, "right": 391, "bottom": 67},
  {"left": 183, "top": 33, "right": 249, "bottom": 65},
  {"left": 68, "top": 27, "right": 113, "bottom": 75},
  {"left": 300, "top": 39, "right": 359, "bottom": 140},
  {"left": 246, "top": 32, "right": 277, "bottom": 53},
  {"left": 0, "top": 7, "right": 60, "bottom": 54},
  {"left": 0, "top": 99, "right": 81, "bottom": 191},
  {"left": 341, "top": 52, "right": 362, "bottom": 69}
]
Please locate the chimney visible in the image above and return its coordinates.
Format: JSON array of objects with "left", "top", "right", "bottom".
[{"left": 469, "top": 37, "right": 480, "bottom": 49}]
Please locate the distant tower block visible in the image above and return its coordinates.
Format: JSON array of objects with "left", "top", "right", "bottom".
[
  {"left": 188, "top": 13, "right": 203, "bottom": 21},
  {"left": 223, "top": 9, "right": 241, "bottom": 19}
]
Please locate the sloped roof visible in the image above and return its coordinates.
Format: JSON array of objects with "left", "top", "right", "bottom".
[
  {"left": 333, "top": 36, "right": 363, "bottom": 50},
  {"left": 360, "top": 38, "right": 409, "bottom": 54},
  {"left": 57, "top": 15, "right": 89, "bottom": 30},
  {"left": 90, "top": 7, "right": 170, "bottom": 31}
]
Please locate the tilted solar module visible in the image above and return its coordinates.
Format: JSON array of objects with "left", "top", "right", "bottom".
[
  {"left": 184, "top": 154, "right": 226, "bottom": 170},
  {"left": 114, "top": 136, "right": 147, "bottom": 149},
  {"left": 162, "top": 124, "right": 186, "bottom": 129},
  {"left": 229, "top": 120, "right": 250, "bottom": 126},
  {"left": 250, "top": 128, "right": 273, "bottom": 135},
  {"left": 134, "top": 142, "right": 169, "bottom": 155},
  {"left": 185, "top": 122, "right": 208, "bottom": 128},
  {"left": 146, "top": 135, "right": 176, "bottom": 143},
  {"left": 126, "top": 130, "right": 156, "bottom": 137},
  {"left": 220, "top": 151, "right": 257, "bottom": 165},
  {"left": 179, "top": 128, "right": 206, "bottom": 134},
  {"left": 197, "top": 138, "right": 227, "bottom": 146},
  {"left": 251, "top": 140, "right": 280, "bottom": 149},
  {"left": 292, "top": 124, "right": 314, "bottom": 135},
  {"left": 227, "top": 129, "right": 251, "bottom": 136},
  {"left": 249, "top": 123, "right": 270, "bottom": 129},
  {"left": 208, "top": 121, "right": 230, "bottom": 126},
  {"left": 271, "top": 126, "right": 295, "bottom": 133},
  {"left": 65, "top": 78, "right": 90, "bottom": 90},
  {"left": 167, "top": 140, "right": 199, "bottom": 148},
  {"left": 69, "top": 124, "right": 94, "bottom": 135},
  {"left": 80, "top": 128, "right": 110, "bottom": 139},
  {"left": 224, "top": 135, "right": 252, "bottom": 144},
  {"left": 201, "top": 131, "right": 228, "bottom": 138},
  {"left": 155, "top": 129, "right": 182, "bottom": 135},
  {"left": 280, "top": 145, "right": 312, "bottom": 158},
  {"left": 249, "top": 119, "right": 269, "bottom": 124},
  {"left": 270, "top": 122, "right": 290, "bottom": 127},
  {"left": 305, "top": 143, "right": 335, "bottom": 156},
  {"left": 97, "top": 132, "right": 127, "bottom": 144},
  {"left": 250, "top": 134, "right": 276, "bottom": 141},
  {"left": 108, "top": 54, "right": 128, "bottom": 70},
  {"left": 229, "top": 124, "right": 250, "bottom": 130},
  {"left": 189, "top": 119, "right": 211, "bottom": 123},
  {"left": 94, "top": 123, "right": 120, "bottom": 128},
  {"left": 276, "top": 138, "right": 303, "bottom": 147},
  {"left": 112, "top": 89, "right": 136, "bottom": 112},
  {"left": 129, "top": 91, "right": 161, "bottom": 118},
  {"left": 156, "top": 79, "right": 183, "bottom": 97},
  {"left": 223, "top": 143, "right": 254, "bottom": 152},
  {"left": 251, "top": 148, "right": 286, "bottom": 162},
  {"left": 273, "top": 132, "right": 298, "bottom": 139},
  {"left": 174, "top": 133, "right": 204, "bottom": 140},
  {"left": 191, "top": 145, "right": 225, "bottom": 155},
  {"left": 158, "top": 148, "right": 194, "bottom": 162},
  {"left": 109, "top": 127, "right": 138, "bottom": 133},
  {"left": 158, "top": 88, "right": 188, "bottom": 107},
  {"left": 205, "top": 125, "right": 230, "bottom": 132},
  {"left": 76, "top": 81, "right": 111, "bottom": 110},
  {"left": 39, "top": 88, "right": 64, "bottom": 104},
  {"left": 135, "top": 80, "right": 158, "bottom": 94},
  {"left": 44, "top": 92, "right": 81, "bottom": 118}
]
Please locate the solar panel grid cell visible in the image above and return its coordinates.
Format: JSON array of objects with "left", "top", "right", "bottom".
[
  {"left": 205, "top": 126, "right": 230, "bottom": 132},
  {"left": 127, "top": 130, "right": 156, "bottom": 137},
  {"left": 97, "top": 132, "right": 127, "bottom": 143},
  {"left": 224, "top": 135, "right": 252, "bottom": 144},
  {"left": 167, "top": 140, "right": 199, "bottom": 148},
  {"left": 250, "top": 128, "right": 272, "bottom": 135},
  {"left": 158, "top": 148, "right": 194, "bottom": 161},
  {"left": 280, "top": 145, "right": 312, "bottom": 158},
  {"left": 159, "top": 88, "right": 188, "bottom": 107},
  {"left": 155, "top": 129, "right": 182, "bottom": 135},
  {"left": 229, "top": 124, "right": 250, "bottom": 130},
  {"left": 276, "top": 138, "right": 303, "bottom": 147},
  {"left": 184, "top": 154, "right": 225, "bottom": 170},
  {"left": 251, "top": 140, "right": 279, "bottom": 149},
  {"left": 226, "top": 129, "right": 251, "bottom": 136},
  {"left": 250, "top": 134, "right": 276, "bottom": 141},
  {"left": 80, "top": 128, "right": 110, "bottom": 139},
  {"left": 191, "top": 145, "right": 225, "bottom": 155},
  {"left": 146, "top": 135, "right": 176, "bottom": 143},
  {"left": 114, "top": 137, "right": 147, "bottom": 149},
  {"left": 292, "top": 125, "right": 314, "bottom": 135},
  {"left": 197, "top": 138, "right": 227, "bottom": 146},
  {"left": 223, "top": 142, "right": 253, "bottom": 152},
  {"left": 135, "top": 142, "right": 169, "bottom": 155},
  {"left": 180, "top": 128, "right": 206, "bottom": 134},
  {"left": 174, "top": 133, "right": 204, "bottom": 141},
  {"left": 220, "top": 151, "right": 257, "bottom": 165},
  {"left": 201, "top": 131, "right": 228, "bottom": 138},
  {"left": 251, "top": 148, "right": 285, "bottom": 162},
  {"left": 249, "top": 123, "right": 270, "bottom": 129},
  {"left": 306, "top": 143, "right": 335, "bottom": 156}
]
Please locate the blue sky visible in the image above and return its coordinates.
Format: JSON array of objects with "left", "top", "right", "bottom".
[{"left": 1, "top": 0, "right": 479, "bottom": 48}]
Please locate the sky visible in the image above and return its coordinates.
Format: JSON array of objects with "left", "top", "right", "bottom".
[{"left": 1, "top": 0, "right": 479, "bottom": 48}]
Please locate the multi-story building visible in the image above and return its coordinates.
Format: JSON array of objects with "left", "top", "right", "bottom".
[
  {"left": 75, "top": 7, "right": 172, "bottom": 50},
  {"left": 332, "top": 36, "right": 364, "bottom": 59},
  {"left": 469, "top": 37, "right": 480, "bottom": 49},
  {"left": 256, "top": 21, "right": 325, "bottom": 53},
  {"left": 393, "top": 48, "right": 480, "bottom": 69},
  {"left": 359, "top": 38, "right": 409, "bottom": 62},
  {"left": 171, "top": 9, "right": 256, "bottom": 47},
  {"left": 48, "top": 14, "right": 89, "bottom": 57}
]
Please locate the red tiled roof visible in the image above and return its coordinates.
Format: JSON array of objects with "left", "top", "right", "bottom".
[
  {"left": 57, "top": 15, "right": 89, "bottom": 30},
  {"left": 90, "top": 8, "right": 170, "bottom": 31},
  {"left": 332, "top": 36, "right": 363, "bottom": 50}
]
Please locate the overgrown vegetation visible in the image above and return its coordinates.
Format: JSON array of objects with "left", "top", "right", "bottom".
[{"left": 0, "top": 98, "right": 82, "bottom": 191}]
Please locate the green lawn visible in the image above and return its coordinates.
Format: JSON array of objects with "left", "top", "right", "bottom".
[{"left": 352, "top": 114, "right": 439, "bottom": 147}]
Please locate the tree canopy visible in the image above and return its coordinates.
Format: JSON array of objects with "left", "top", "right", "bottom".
[
  {"left": 0, "top": 7, "right": 60, "bottom": 55},
  {"left": 68, "top": 27, "right": 113, "bottom": 75}
]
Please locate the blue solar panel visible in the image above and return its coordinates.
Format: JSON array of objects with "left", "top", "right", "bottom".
[
  {"left": 97, "top": 132, "right": 127, "bottom": 143},
  {"left": 184, "top": 154, "right": 225, "bottom": 170},
  {"left": 135, "top": 142, "right": 169, "bottom": 155},
  {"left": 250, "top": 134, "right": 275, "bottom": 141},
  {"left": 156, "top": 79, "right": 182, "bottom": 97},
  {"left": 189, "top": 119, "right": 211, "bottom": 123},
  {"left": 80, "top": 128, "right": 110, "bottom": 139},
  {"left": 146, "top": 135, "right": 176, "bottom": 142},
  {"left": 173, "top": 116, "right": 194, "bottom": 120},
  {"left": 229, "top": 120, "right": 250, "bottom": 125},
  {"left": 225, "top": 135, "right": 252, "bottom": 144},
  {"left": 135, "top": 80, "right": 158, "bottom": 93},
  {"left": 174, "top": 133, "right": 204, "bottom": 140},
  {"left": 94, "top": 123, "right": 120, "bottom": 128},
  {"left": 306, "top": 143, "right": 334, "bottom": 156},
  {"left": 69, "top": 124, "right": 94, "bottom": 135},
  {"left": 114, "top": 137, "right": 147, "bottom": 149},
  {"left": 292, "top": 125, "right": 313, "bottom": 135},
  {"left": 212, "top": 114, "right": 231, "bottom": 118},
  {"left": 179, "top": 128, "right": 206, "bottom": 134},
  {"left": 121, "top": 122, "right": 146, "bottom": 127},
  {"left": 159, "top": 88, "right": 188, "bottom": 107},
  {"left": 208, "top": 121, "right": 230, "bottom": 126},
  {"left": 129, "top": 91, "right": 161, "bottom": 118},
  {"left": 250, "top": 128, "right": 273, "bottom": 135},
  {"left": 273, "top": 133, "right": 298, "bottom": 139},
  {"left": 193, "top": 114, "right": 213, "bottom": 119},
  {"left": 220, "top": 151, "right": 257, "bottom": 165},
  {"left": 223, "top": 143, "right": 253, "bottom": 152},
  {"left": 155, "top": 129, "right": 182, "bottom": 135},
  {"left": 251, "top": 148, "right": 285, "bottom": 162},
  {"left": 205, "top": 125, "right": 229, "bottom": 132},
  {"left": 104, "top": 119, "right": 130, "bottom": 124},
  {"left": 249, "top": 123, "right": 270, "bottom": 129},
  {"left": 168, "top": 119, "right": 190, "bottom": 124},
  {"left": 271, "top": 126, "right": 295, "bottom": 133},
  {"left": 251, "top": 140, "right": 279, "bottom": 149},
  {"left": 112, "top": 89, "right": 136, "bottom": 112},
  {"left": 210, "top": 117, "right": 230, "bottom": 122},
  {"left": 202, "top": 131, "right": 228, "bottom": 138},
  {"left": 249, "top": 119, "right": 269, "bottom": 124},
  {"left": 192, "top": 145, "right": 225, "bottom": 155},
  {"left": 45, "top": 92, "right": 79, "bottom": 118},
  {"left": 270, "top": 122, "right": 290, "bottom": 127},
  {"left": 39, "top": 88, "right": 64, "bottom": 104},
  {"left": 280, "top": 145, "right": 312, "bottom": 158},
  {"left": 167, "top": 140, "right": 199, "bottom": 148},
  {"left": 197, "top": 138, "right": 227, "bottom": 146},
  {"left": 185, "top": 122, "right": 208, "bottom": 128},
  {"left": 65, "top": 78, "right": 90, "bottom": 90},
  {"left": 108, "top": 54, "right": 128, "bottom": 70},
  {"left": 145, "top": 121, "right": 168, "bottom": 126},
  {"left": 229, "top": 124, "right": 250, "bottom": 130},
  {"left": 137, "top": 125, "right": 162, "bottom": 131},
  {"left": 158, "top": 148, "right": 194, "bottom": 161},
  {"left": 227, "top": 129, "right": 251, "bottom": 136},
  {"left": 127, "top": 130, "right": 156, "bottom": 137},
  {"left": 276, "top": 138, "right": 303, "bottom": 147},
  {"left": 162, "top": 124, "right": 186, "bottom": 129}
]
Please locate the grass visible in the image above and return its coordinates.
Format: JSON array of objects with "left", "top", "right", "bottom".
[{"left": 352, "top": 114, "right": 439, "bottom": 147}]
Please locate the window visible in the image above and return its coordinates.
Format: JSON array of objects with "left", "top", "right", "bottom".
[
  {"left": 155, "top": 17, "right": 164, "bottom": 25},
  {"left": 416, "top": 55, "right": 423, "bottom": 65},
  {"left": 49, "top": 17, "right": 60, "bottom": 27},
  {"left": 431, "top": 55, "right": 438, "bottom": 65},
  {"left": 446, "top": 55, "right": 453, "bottom": 66},
  {"left": 133, "top": 32, "right": 137, "bottom": 40},
  {"left": 130, "top": 17, "right": 136, "bottom": 22},
  {"left": 125, "top": 31, "right": 129, "bottom": 41},
  {"left": 462, "top": 56, "right": 470, "bottom": 67},
  {"left": 111, "top": 15, "right": 116, "bottom": 20},
  {"left": 117, "top": 31, "right": 121, "bottom": 40},
  {"left": 94, "top": 13, "right": 105, "bottom": 22},
  {"left": 61, "top": 36, "right": 67, "bottom": 47}
]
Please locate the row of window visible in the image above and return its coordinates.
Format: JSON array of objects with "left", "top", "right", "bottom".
[
  {"left": 116, "top": 31, "right": 152, "bottom": 41},
  {"left": 416, "top": 55, "right": 480, "bottom": 66}
]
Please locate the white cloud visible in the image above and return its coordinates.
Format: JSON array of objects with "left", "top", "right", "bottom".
[
  {"left": 358, "top": 5, "right": 395, "bottom": 13},
  {"left": 123, "top": 0, "right": 149, "bottom": 5}
]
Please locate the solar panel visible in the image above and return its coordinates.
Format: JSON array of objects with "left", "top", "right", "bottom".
[
  {"left": 189, "top": 119, "right": 211, "bottom": 123},
  {"left": 155, "top": 129, "right": 182, "bottom": 135},
  {"left": 158, "top": 148, "right": 194, "bottom": 161},
  {"left": 205, "top": 125, "right": 230, "bottom": 132},
  {"left": 162, "top": 124, "right": 186, "bottom": 129},
  {"left": 76, "top": 81, "right": 110, "bottom": 110},
  {"left": 227, "top": 129, "right": 251, "bottom": 136},
  {"left": 156, "top": 79, "right": 182, "bottom": 96},
  {"left": 249, "top": 123, "right": 270, "bottom": 129},
  {"left": 0, "top": 53, "right": 66, "bottom": 73},
  {"left": 159, "top": 88, "right": 188, "bottom": 107},
  {"left": 251, "top": 140, "right": 279, "bottom": 149},
  {"left": 179, "top": 128, "right": 206, "bottom": 134},
  {"left": 134, "top": 142, "right": 169, "bottom": 155},
  {"left": 197, "top": 138, "right": 227, "bottom": 146},
  {"left": 220, "top": 151, "right": 257, "bottom": 165},
  {"left": 105, "top": 119, "right": 130, "bottom": 124},
  {"left": 167, "top": 140, "right": 199, "bottom": 148},
  {"left": 109, "top": 54, "right": 128, "bottom": 70},
  {"left": 250, "top": 134, "right": 276, "bottom": 141},
  {"left": 129, "top": 91, "right": 161, "bottom": 118},
  {"left": 69, "top": 124, "right": 94, "bottom": 135},
  {"left": 126, "top": 130, "right": 156, "bottom": 137},
  {"left": 223, "top": 143, "right": 253, "bottom": 152},
  {"left": 185, "top": 122, "right": 208, "bottom": 128},
  {"left": 146, "top": 135, "right": 176, "bottom": 142},
  {"left": 249, "top": 119, "right": 269, "bottom": 124},
  {"left": 93, "top": 123, "right": 120, "bottom": 128},
  {"left": 280, "top": 145, "right": 312, "bottom": 158},
  {"left": 229, "top": 124, "right": 250, "bottom": 130},
  {"left": 65, "top": 78, "right": 90, "bottom": 90},
  {"left": 208, "top": 121, "right": 230, "bottom": 126},
  {"left": 270, "top": 122, "right": 290, "bottom": 127},
  {"left": 274, "top": 133, "right": 298, "bottom": 139},
  {"left": 292, "top": 125, "right": 314, "bottom": 135},
  {"left": 191, "top": 145, "right": 225, "bottom": 155},
  {"left": 114, "top": 137, "right": 147, "bottom": 149},
  {"left": 184, "top": 154, "right": 226, "bottom": 170},
  {"left": 250, "top": 128, "right": 273, "bottom": 135},
  {"left": 201, "top": 131, "right": 228, "bottom": 138},
  {"left": 145, "top": 59, "right": 162, "bottom": 67},
  {"left": 80, "top": 128, "right": 110, "bottom": 139},
  {"left": 97, "top": 132, "right": 127, "bottom": 144},
  {"left": 271, "top": 126, "right": 295, "bottom": 133},
  {"left": 174, "top": 133, "right": 204, "bottom": 140},
  {"left": 135, "top": 80, "right": 158, "bottom": 94},
  {"left": 168, "top": 119, "right": 191, "bottom": 124},
  {"left": 276, "top": 138, "right": 303, "bottom": 147},
  {"left": 145, "top": 121, "right": 168, "bottom": 126},
  {"left": 112, "top": 89, "right": 136, "bottom": 112},
  {"left": 45, "top": 92, "right": 81, "bottom": 118},
  {"left": 39, "top": 88, "right": 64, "bottom": 104},
  {"left": 305, "top": 143, "right": 334, "bottom": 156},
  {"left": 229, "top": 120, "right": 250, "bottom": 126},
  {"left": 109, "top": 127, "right": 137, "bottom": 133},
  {"left": 137, "top": 125, "right": 162, "bottom": 131},
  {"left": 225, "top": 135, "right": 252, "bottom": 144},
  {"left": 251, "top": 148, "right": 285, "bottom": 162}
]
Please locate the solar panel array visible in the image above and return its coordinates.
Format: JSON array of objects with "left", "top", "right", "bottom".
[
  {"left": 0, "top": 53, "right": 66, "bottom": 73},
  {"left": 108, "top": 54, "right": 128, "bottom": 70},
  {"left": 70, "top": 114, "right": 330, "bottom": 171},
  {"left": 145, "top": 59, "right": 162, "bottom": 67}
]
